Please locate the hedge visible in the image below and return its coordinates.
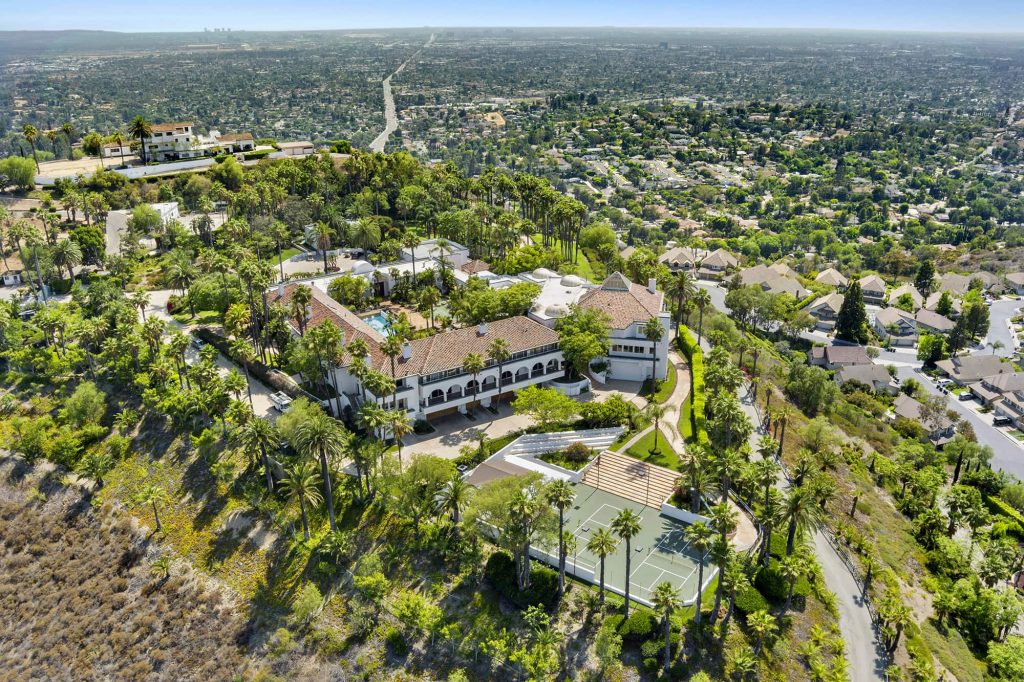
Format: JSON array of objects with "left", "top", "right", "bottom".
[
  {"left": 193, "top": 327, "right": 300, "bottom": 398},
  {"left": 677, "top": 325, "right": 709, "bottom": 446},
  {"left": 984, "top": 495, "right": 1024, "bottom": 540}
]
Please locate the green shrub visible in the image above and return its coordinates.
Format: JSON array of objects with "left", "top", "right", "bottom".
[
  {"left": 289, "top": 583, "right": 322, "bottom": 625},
  {"left": 619, "top": 609, "right": 656, "bottom": 641},
  {"left": 642, "top": 657, "right": 659, "bottom": 673},
  {"left": 734, "top": 585, "right": 770, "bottom": 615},
  {"left": 382, "top": 624, "right": 408, "bottom": 657},
  {"left": 564, "top": 441, "right": 591, "bottom": 462},
  {"left": 677, "top": 325, "right": 709, "bottom": 446},
  {"left": 640, "top": 639, "right": 662, "bottom": 658},
  {"left": 483, "top": 551, "right": 559, "bottom": 610},
  {"left": 985, "top": 495, "right": 1024, "bottom": 536}
]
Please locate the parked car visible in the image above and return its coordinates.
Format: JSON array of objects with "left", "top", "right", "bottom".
[
  {"left": 191, "top": 337, "right": 206, "bottom": 350},
  {"left": 959, "top": 391, "right": 975, "bottom": 401},
  {"left": 994, "top": 415, "right": 1013, "bottom": 426},
  {"left": 270, "top": 391, "right": 293, "bottom": 412}
]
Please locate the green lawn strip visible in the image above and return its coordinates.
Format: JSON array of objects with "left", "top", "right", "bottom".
[
  {"left": 625, "top": 427, "right": 680, "bottom": 470},
  {"left": 641, "top": 361, "right": 678, "bottom": 404},
  {"left": 679, "top": 393, "right": 695, "bottom": 441},
  {"left": 171, "top": 309, "right": 221, "bottom": 326},
  {"left": 269, "top": 246, "right": 302, "bottom": 265}
]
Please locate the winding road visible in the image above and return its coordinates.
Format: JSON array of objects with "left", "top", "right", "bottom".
[{"left": 368, "top": 34, "right": 435, "bottom": 153}]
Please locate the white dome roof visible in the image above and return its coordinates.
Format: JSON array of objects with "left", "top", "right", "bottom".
[
  {"left": 350, "top": 260, "right": 375, "bottom": 275},
  {"left": 544, "top": 303, "right": 570, "bottom": 318},
  {"left": 533, "top": 268, "right": 558, "bottom": 279},
  {"left": 560, "top": 274, "right": 584, "bottom": 287}
]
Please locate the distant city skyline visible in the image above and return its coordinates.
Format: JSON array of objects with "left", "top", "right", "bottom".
[{"left": 5, "top": 1, "right": 1024, "bottom": 34}]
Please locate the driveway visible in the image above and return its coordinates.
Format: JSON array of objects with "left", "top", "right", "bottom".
[
  {"left": 401, "top": 402, "right": 533, "bottom": 460},
  {"left": 985, "top": 298, "right": 1022, "bottom": 358}
]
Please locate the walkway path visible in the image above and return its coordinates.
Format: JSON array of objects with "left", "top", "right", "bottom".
[
  {"left": 368, "top": 34, "right": 435, "bottom": 153},
  {"left": 661, "top": 350, "right": 691, "bottom": 454},
  {"left": 736, "top": 382, "right": 887, "bottom": 682}
]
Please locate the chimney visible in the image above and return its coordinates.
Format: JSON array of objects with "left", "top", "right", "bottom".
[
  {"left": 478, "top": 322, "right": 488, "bottom": 336},
  {"left": 648, "top": 277, "right": 657, "bottom": 294},
  {"left": 402, "top": 341, "right": 412, "bottom": 360}
]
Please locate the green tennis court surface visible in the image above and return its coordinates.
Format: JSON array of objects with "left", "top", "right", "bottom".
[{"left": 539, "top": 482, "right": 710, "bottom": 606}]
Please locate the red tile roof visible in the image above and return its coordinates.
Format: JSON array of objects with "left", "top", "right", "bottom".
[{"left": 577, "top": 272, "right": 664, "bottom": 329}]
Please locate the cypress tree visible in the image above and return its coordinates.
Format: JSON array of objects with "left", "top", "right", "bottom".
[{"left": 835, "top": 280, "right": 869, "bottom": 344}]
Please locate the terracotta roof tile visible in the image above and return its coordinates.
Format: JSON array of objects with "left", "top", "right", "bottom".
[{"left": 577, "top": 272, "right": 664, "bottom": 329}]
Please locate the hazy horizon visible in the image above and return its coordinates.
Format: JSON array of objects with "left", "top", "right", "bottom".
[{"left": 6, "top": 1, "right": 1024, "bottom": 34}]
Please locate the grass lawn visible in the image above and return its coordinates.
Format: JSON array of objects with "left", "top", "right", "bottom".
[
  {"left": 641, "top": 362, "right": 677, "bottom": 404},
  {"left": 625, "top": 427, "right": 680, "bottom": 470},
  {"left": 531, "top": 233, "right": 597, "bottom": 281},
  {"left": 269, "top": 246, "right": 302, "bottom": 266},
  {"left": 679, "top": 393, "right": 695, "bottom": 441},
  {"left": 171, "top": 309, "right": 221, "bottom": 326}
]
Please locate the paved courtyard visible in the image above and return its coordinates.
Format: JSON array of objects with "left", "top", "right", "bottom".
[{"left": 401, "top": 402, "right": 534, "bottom": 459}]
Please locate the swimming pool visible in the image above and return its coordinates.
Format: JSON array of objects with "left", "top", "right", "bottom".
[{"left": 361, "top": 312, "right": 392, "bottom": 336}]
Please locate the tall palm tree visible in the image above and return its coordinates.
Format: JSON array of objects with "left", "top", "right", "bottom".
[
  {"left": 61, "top": 122, "right": 74, "bottom": 158},
  {"left": 779, "top": 553, "right": 807, "bottom": 614},
  {"left": 280, "top": 460, "right": 322, "bottom": 541},
  {"left": 109, "top": 130, "right": 128, "bottom": 167},
  {"left": 587, "top": 528, "right": 618, "bottom": 606},
  {"left": 50, "top": 238, "right": 82, "bottom": 282},
  {"left": 545, "top": 479, "right": 575, "bottom": 595},
  {"left": 642, "top": 317, "right": 665, "bottom": 391},
  {"left": 693, "top": 288, "right": 712, "bottom": 343},
  {"left": 669, "top": 270, "right": 694, "bottom": 333},
  {"left": 783, "top": 486, "right": 821, "bottom": 555},
  {"left": 380, "top": 334, "right": 404, "bottom": 409},
  {"left": 487, "top": 337, "right": 511, "bottom": 401},
  {"left": 436, "top": 474, "right": 472, "bottom": 533},
  {"left": 711, "top": 448, "right": 745, "bottom": 505},
  {"left": 289, "top": 284, "right": 313, "bottom": 336},
  {"left": 652, "top": 581, "right": 680, "bottom": 674},
  {"left": 389, "top": 409, "right": 414, "bottom": 470},
  {"left": 644, "top": 403, "right": 667, "bottom": 455},
  {"left": 753, "top": 455, "right": 780, "bottom": 511},
  {"left": 680, "top": 443, "right": 710, "bottom": 513},
  {"left": 293, "top": 410, "right": 347, "bottom": 532},
  {"left": 128, "top": 116, "right": 153, "bottom": 165},
  {"left": 463, "top": 352, "right": 485, "bottom": 411},
  {"left": 611, "top": 508, "right": 642, "bottom": 618},
  {"left": 759, "top": 489, "right": 785, "bottom": 567},
  {"left": 314, "top": 221, "right": 333, "bottom": 272},
  {"left": 419, "top": 285, "right": 441, "bottom": 328},
  {"left": 235, "top": 416, "right": 279, "bottom": 493},
  {"left": 684, "top": 521, "right": 715, "bottom": 627},
  {"left": 22, "top": 124, "right": 39, "bottom": 171},
  {"left": 136, "top": 485, "right": 170, "bottom": 533}
]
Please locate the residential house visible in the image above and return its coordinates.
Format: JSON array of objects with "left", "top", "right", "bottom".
[
  {"left": 815, "top": 268, "right": 848, "bottom": 291},
  {"left": 401, "top": 238, "right": 470, "bottom": 270},
  {"left": 835, "top": 364, "right": 899, "bottom": 395},
  {"left": 806, "top": 293, "right": 844, "bottom": 330},
  {"left": 738, "top": 265, "right": 810, "bottom": 299},
  {"left": 267, "top": 283, "right": 565, "bottom": 422},
  {"left": 887, "top": 284, "right": 924, "bottom": 311},
  {"left": 277, "top": 141, "right": 316, "bottom": 157},
  {"left": 810, "top": 344, "right": 872, "bottom": 370},
  {"left": 659, "top": 246, "right": 708, "bottom": 272},
  {"left": 939, "top": 271, "right": 1002, "bottom": 296},
  {"left": 101, "top": 140, "right": 134, "bottom": 159},
  {"left": 1, "top": 270, "right": 22, "bottom": 287},
  {"left": 140, "top": 122, "right": 256, "bottom": 162},
  {"left": 698, "top": 248, "right": 738, "bottom": 279},
  {"left": 914, "top": 309, "right": 955, "bottom": 335},
  {"left": 935, "top": 354, "right": 1012, "bottom": 385},
  {"left": 967, "top": 372, "right": 1024, "bottom": 407},
  {"left": 577, "top": 272, "right": 671, "bottom": 381},
  {"left": 768, "top": 262, "right": 800, "bottom": 279},
  {"left": 874, "top": 307, "right": 917, "bottom": 347},
  {"left": 215, "top": 132, "right": 255, "bottom": 154},
  {"left": 891, "top": 394, "right": 956, "bottom": 447},
  {"left": 923, "top": 291, "right": 962, "bottom": 319},
  {"left": 994, "top": 392, "right": 1024, "bottom": 431},
  {"left": 858, "top": 275, "right": 887, "bottom": 305}
]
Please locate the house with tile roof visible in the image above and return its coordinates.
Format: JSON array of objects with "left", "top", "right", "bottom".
[
  {"left": 874, "top": 307, "right": 917, "bottom": 347},
  {"left": 887, "top": 284, "right": 924, "bottom": 311},
  {"left": 806, "top": 293, "right": 844, "bottom": 330},
  {"left": 857, "top": 275, "right": 887, "bottom": 305},
  {"left": 267, "top": 283, "right": 565, "bottom": 422},
  {"left": 738, "top": 265, "right": 810, "bottom": 299},
  {"left": 891, "top": 394, "right": 956, "bottom": 447},
  {"left": 815, "top": 268, "right": 848, "bottom": 291},
  {"left": 577, "top": 272, "right": 671, "bottom": 382},
  {"left": 936, "top": 354, "right": 1011, "bottom": 386}
]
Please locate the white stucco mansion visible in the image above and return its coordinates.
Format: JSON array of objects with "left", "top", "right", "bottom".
[{"left": 268, "top": 283, "right": 565, "bottom": 421}]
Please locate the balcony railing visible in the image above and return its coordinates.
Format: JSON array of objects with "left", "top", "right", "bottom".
[
  {"left": 419, "top": 349, "right": 560, "bottom": 386},
  {"left": 420, "top": 367, "right": 562, "bottom": 409}
]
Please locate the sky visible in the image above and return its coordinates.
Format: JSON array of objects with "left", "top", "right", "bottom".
[{"left": 5, "top": 0, "right": 1024, "bottom": 34}]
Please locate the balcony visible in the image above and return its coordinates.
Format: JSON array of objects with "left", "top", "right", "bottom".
[
  {"left": 420, "top": 367, "right": 562, "bottom": 409},
  {"left": 419, "top": 348, "right": 560, "bottom": 386}
]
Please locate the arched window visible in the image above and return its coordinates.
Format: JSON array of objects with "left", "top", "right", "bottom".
[
  {"left": 515, "top": 367, "right": 529, "bottom": 381},
  {"left": 428, "top": 389, "right": 444, "bottom": 406},
  {"left": 482, "top": 376, "right": 497, "bottom": 390},
  {"left": 546, "top": 359, "right": 558, "bottom": 373},
  {"left": 447, "top": 386, "right": 462, "bottom": 399},
  {"left": 501, "top": 370, "right": 513, "bottom": 385},
  {"left": 531, "top": 362, "right": 544, "bottom": 378},
  {"left": 466, "top": 379, "right": 479, "bottom": 394}
]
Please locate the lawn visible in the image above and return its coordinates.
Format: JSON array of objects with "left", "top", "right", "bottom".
[
  {"left": 625, "top": 427, "right": 680, "bottom": 471},
  {"left": 641, "top": 361, "right": 677, "bottom": 404},
  {"left": 269, "top": 246, "right": 302, "bottom": 266},
  {"left": 531, "top": 233, "right": 597, "bottom": 281},
  {"left": 171, "top": 309, "right": 221, "bottom": 326},
  {"left": 679, "top": 392, "right": 695, "bottom": 441}
]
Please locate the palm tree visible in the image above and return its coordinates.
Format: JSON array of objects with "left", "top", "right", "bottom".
[
  {"left": 314, "top": 221, "right": 334, "bottom": 272},
  {"left": 22, "top": 124, "right": 39, "bottom": 171},
  {"left": 289, "top": 284, "right": 313, "bottom": 336},
  {"left": 380, "top": 334, "right": 404, "bottom": 409},
  {"left": 642, "top": 317, "right": 665, "bottom": 391},
  {"left": 587, "top": 527, "right": 618, "bottom": 606},
  {"left": 652, "top": 581, "right": 680, "bottom": 674},
  {"left": 390, "top": 410, "right": 414, "bottom": 470},
  {"left": 546, "top": 479, "right": 575, "bottom": 595},
  {"left": 684, "top": 521, "right": 715, "bottom": 627},
  {"left": 235, "top": 416, "right": 279, "bottom": 493},
  {"left": 50, "top": 238, "right": 82, "bottom": 282},
  {"left": 759, "top": 489, "right": 785, "bottom": 568},
  {"left": 680, "top": 443, "right": 709, "bottom": 513},
  {"left": 730, "top": 647, "right": 758, "bottom": 681},
  {"left": 128, "top": 116, "right": 153, "bottom": 165},
  {"left": 281, "top": 460, "right": 322, "bottom": 541},
  {"left": 747, "top": 609, "right": 778, "bottom": 656},
  {"left": 463, "top": 352, "right": 485, "bottom": 412},
  {"left": 436, "top": 474, "right": 473, "bottom": 533},
  {"left": 419, "top": 285, "right": 441, "bottom": 328},
  {"left": 78, "top": 451, "right": 113, "bottom": 487},
  {"left": 61, "top": 122, "right": 74, "bottom": 158},
  {"left": 693, "top": 288, "right": 712, "bottom": 343},
  {"left": 130, "top": 288, "right": 150, "bottom": 321},
  {"left": 136, "top": 485, "right": 170, "bottom": 533},
  {"left": 293, "top": 410, "right": 347, "bottom": 532},
  {"left": 779, "top": 553, "right": 806, "bottom": 614},
  {"left": 669, "top": 270, "right": 695, "bottom": 333},
  {"left": 611, "top": 508, "right": 642, "bottom": 618},
  {"left": 108, "top": 129, "right": 128, "bottom": 167},
  {"left": 783, "top": 486, "right": 821, "bottom": 555},
  {"left": 150, "top": 556, "right": 172, "bottom": 583},
  {"left": 753, "top": 455, "right": 780, "bottom": 511},
  {"left": 776, "top": 406, "right": 793, "bottom": 458},
  {"left": 487, "top": 337, "right": 511, "bottom": 401},
  {"left": 644, "top": 403, "right": 667, "bottom": 454},
  {"left": 711, "top": 448, "right": 745, "bottom": 505}
]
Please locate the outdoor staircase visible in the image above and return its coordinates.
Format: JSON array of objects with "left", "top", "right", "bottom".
[{"left": 494, "top": 428, "right": 624, "bottom": 458}]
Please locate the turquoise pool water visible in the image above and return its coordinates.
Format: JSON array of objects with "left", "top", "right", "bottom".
[{"left": 361, "top": 312, "right": 392, "bottom": 336}]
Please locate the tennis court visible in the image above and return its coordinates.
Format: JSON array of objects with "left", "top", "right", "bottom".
[{"left": 539, "top": 481, "right": 711, "bottom": 606}]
